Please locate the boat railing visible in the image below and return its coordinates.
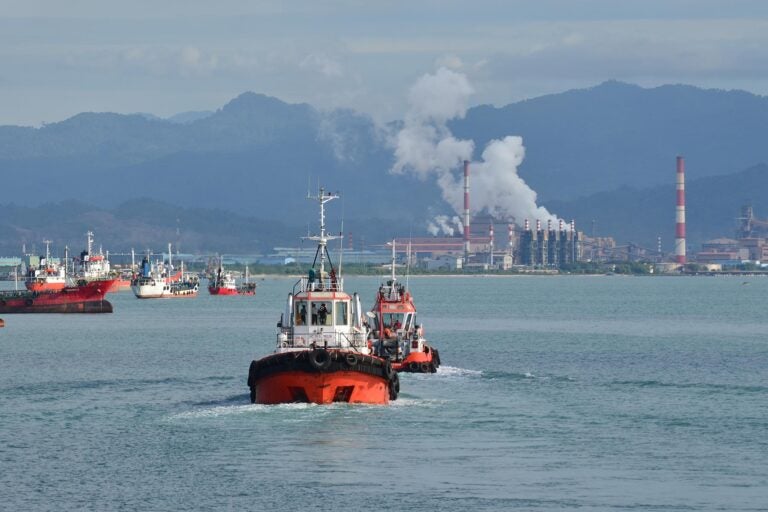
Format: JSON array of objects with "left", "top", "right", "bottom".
[
  {"left": 278, "top": 326, "right": 367, "bottom": 351},
  {"left": 293, "top": 276, "right": 344, "bottom": 294}
]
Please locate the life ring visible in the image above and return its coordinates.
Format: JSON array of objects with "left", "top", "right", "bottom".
[
  {"left": 344, "top": 353, "right": 358, "bottom": 367},
  {"left": 309, "top": 349, "right": 332, "bottom": 371},
  {"left": 420, "top": 362, "right": 431, "bottom": 373},
  {"left": 279, "top": 341, "right": 288, "bottom": 348}
]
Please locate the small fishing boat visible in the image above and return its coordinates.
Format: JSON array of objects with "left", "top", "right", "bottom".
[
  {"left": 237, "top": 266, "right": 257, "bottom": 296},
  {"left": 247, "top": 188, "right": 398, "bottom": 405},
  {"left": 369, "top": 240, "right": 441, "bottom": 373}
]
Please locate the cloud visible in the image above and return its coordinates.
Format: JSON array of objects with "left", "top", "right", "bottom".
[{"left": 300, "top": 53, "right": 344, "bottom": 77}]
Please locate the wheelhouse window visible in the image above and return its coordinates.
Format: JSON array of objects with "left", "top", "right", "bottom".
[
  {"left": 313, "top": 301, "right": 331, "bottom": 326},
  {"left": 335, "top": 301, "right": 348, "bottom": 326},
  {"left": 382, "top": 313, "right": 405, "bottom": 331},
  {"left": 295, "top": 300, "right": 308, "bottom": 326}
]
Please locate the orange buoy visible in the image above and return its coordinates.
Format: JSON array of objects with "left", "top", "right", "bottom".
[{"left": 0, "top": 318, "right": 5, "bottom": 328}]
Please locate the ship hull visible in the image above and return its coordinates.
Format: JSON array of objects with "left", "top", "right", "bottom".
[
  {"left": 0, "top": 279, "right": 116, "bottom": 314},
  {"left": 394, "top": 346, "right": 440, "bottom": 373},
  {"left": 208, "top": 286, "right": 238, "bottom": 296},
  {"left": 131, "top": 283, "right": 198, "bottom": 299},
  {"left": 0, "top": 299, "right": 112, "bottom": 313},
  {"left": 25, "top": 281, "right": 67, "bottom": 292},
  {"left": 248, "top": 350, "right": 396, "bottom": 405}
]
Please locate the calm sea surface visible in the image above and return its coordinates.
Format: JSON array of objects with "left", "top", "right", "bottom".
[{"left": 1, "top": 275, "right": 766, "bottom": 511}]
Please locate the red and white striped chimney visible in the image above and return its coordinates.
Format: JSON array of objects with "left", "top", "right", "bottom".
[
  {"left": 463, "top": 160, "right": 471, "bottom": 257},
  {"left": 675, "top": 156, "right": 686, "bottom": 264},
  {"left": 524, "top": 219, "right": 530, "bottom": 231},
  {"left": 489, "top": 222, "right": 494, "bottom": 266}
]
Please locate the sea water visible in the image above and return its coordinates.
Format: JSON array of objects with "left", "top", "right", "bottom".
[{"left": 1, "top": 275, "right": 766, "bottom": 511}]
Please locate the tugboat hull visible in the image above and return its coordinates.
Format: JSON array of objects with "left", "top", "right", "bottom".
[
  {"left": 248, "top": 350, "right": 397, "bottom": 405},
  {"left": 394, "top": 347, "right": 440, "bottom": 373}
]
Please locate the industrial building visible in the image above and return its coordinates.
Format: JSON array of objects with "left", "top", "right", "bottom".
[
  {"left": 517, "top": 219, "right": 582, "bottom": 267},
  {"left": 387, "top": 160, "right": 585, "bottom": 270},
  {"left": 696, "top": 205, "right": 768, "bottom": 266}
]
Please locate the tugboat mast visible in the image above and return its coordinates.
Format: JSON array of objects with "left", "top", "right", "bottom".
[{"left": 305, "top": 187, "right": 340, "bottom": 281}]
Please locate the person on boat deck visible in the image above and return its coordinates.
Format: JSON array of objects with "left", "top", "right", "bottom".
[
  {"left": 299, "top": 304, "right": 307, "bottom": 325},
  {"left": 317, "top": 303, "right": 328, "bottom": 325},
  {"left": 393, "top": 319, "right": 402, "bottom": 331},
  {"left": 311, "top": 304, "right": 317, "bottom": 325},
  {"left": 382, "top": 324, "right": 393, "bottom": 339}
]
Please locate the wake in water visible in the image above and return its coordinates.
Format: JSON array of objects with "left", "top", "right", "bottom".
[
  {"left": 480, "top": 369, "right": 576, "bottom": 383},
  {"left": 169, "top": 395, "right": 454, "bottom": 420}
]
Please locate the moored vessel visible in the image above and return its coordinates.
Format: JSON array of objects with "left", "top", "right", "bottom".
[
  {"left": 25, "top": 241, "right": 67, "bottom": 292},
  {"left": 208, "top": 259, "right": 238, "bottom": 295},
  {"left": 0, "top": 279, "right": 116, "bottom": 313},
  {"left": 237, "top": 266, "right": 257, "bottom": 296},
  {"left": 247, "top": 189, "right": 398, "bottom": 405},
  {"left": 369, "top": 241, "right": 441, "bottom": 373},
  {"left": 74, "top": 231, "right": 123, "bottom": 292},
  {"left": 131, "top": 245, "right": 199, "bottom": 299}
]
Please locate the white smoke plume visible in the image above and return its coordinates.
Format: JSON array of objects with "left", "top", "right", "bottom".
[
  {"left": 391, "top": 67, "right": 563, "bottom": 230},
  {"left": 427, "top": 214, "right": 463, "bottom": 236}
]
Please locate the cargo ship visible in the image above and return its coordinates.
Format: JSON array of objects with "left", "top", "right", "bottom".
[
  {"left": 247, "top": 188, "right": 398, "bottom": 405},
  {"left": 74, "top": 231, "right": 127, "bottom": 292},
  {"left": 369, "top": 240, "right": 441, "bottom": 373},
  {"left": 0, "top": 279, "right": 116, "bottom": 313},
  {"left": 131, "top": 252, "right": 198, "bottom": 299}
]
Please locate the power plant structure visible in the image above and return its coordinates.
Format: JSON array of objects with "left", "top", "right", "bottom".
[
  {"left": 386, "top": 161, "right": 584, "bottom": 270},
  {"left": 517, "top": 219, "right": 581, "bottom": 267}
]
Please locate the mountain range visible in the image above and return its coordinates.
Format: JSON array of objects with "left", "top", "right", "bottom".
[{"left": 2, "top": 81, "right": 768, "bottom": 255}]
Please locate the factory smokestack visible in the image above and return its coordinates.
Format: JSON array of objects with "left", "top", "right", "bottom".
[
  {"left": 463, "top": 160, "right": 471, "bottom": 258},
  {"left": 489, "top": 222, "right": 494, "bottom": 266},
  {"left": 675, "top": 156, "right": 686, "bottom": 264},
  {"left": 508, "top": 223, "right": 514, "bottom": 254}
]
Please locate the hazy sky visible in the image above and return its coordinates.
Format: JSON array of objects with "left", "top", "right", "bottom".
[{"left": 3, "top": 0, "right": 768, "bottom": 126}]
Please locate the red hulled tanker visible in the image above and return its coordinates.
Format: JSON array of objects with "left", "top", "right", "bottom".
[{"left": 0, "top": 279, "right": 116, "bottom": 313}]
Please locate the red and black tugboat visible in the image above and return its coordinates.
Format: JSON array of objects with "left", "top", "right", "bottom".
[
  {"left": 247, "top": 189, "right": 398, "bottom": 405},
  {"left": 369, "top": 240, "right": 441, "bottom": 373},
  {"left": 0, "top": 279, "right": 116, "bottom": 313}
]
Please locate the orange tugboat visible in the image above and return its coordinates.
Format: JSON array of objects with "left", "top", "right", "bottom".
[
  {"left": 369, "top": 240, "right": 441, "bottom": 373},
  {"left": 247, "top": 188, "right": 398, "bottom": 405},
  {"left": 0, "top": 279, "right": 116, "bottom": 313}
]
